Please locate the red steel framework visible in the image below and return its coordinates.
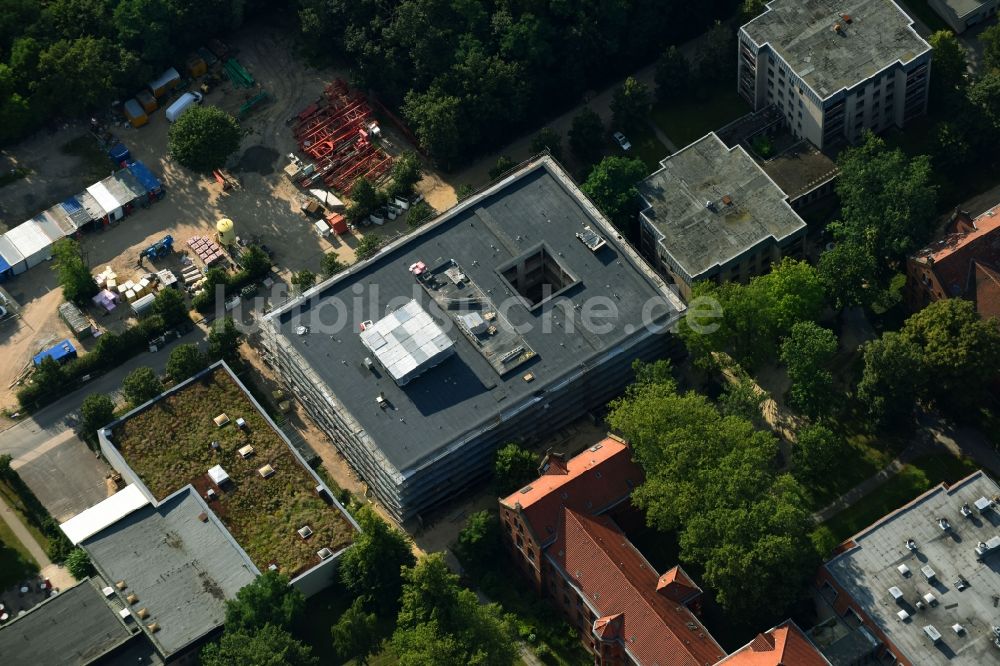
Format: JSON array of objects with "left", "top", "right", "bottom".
[{"left": 290, "top": 79, "right": 393, "bottom": 194}]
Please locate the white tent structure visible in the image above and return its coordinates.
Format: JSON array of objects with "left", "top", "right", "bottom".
[{"left": 87, "top": 180, "right": 123, "bottom": 223}]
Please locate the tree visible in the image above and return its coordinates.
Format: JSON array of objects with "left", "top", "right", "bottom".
[
  {"left": 355, "top": 234, "right": 384, "bottom": 261},
  {"left": 166, "top": 344, "right": 208, "bottom": 381},
  {"left": 741, "top": 0, "right": 767, "bottom": 21},
  {"left": 454, "top": 510, "right": 500, "bottom": 579},
  {"left": 52, "top": 238, "right": 98, "bottom": 305},
  {"left": 407, "top": 201, "right": 434, "bottom": 228},
  {"left": 388, "top": 151, "right": 422, "bottom": 199},
  {"left": 339, "top": 505, "right": 415, "bottom": 617},
  {"left": 607, "top": 360, "right": 816, "bottom": 617},
  {"left": 793, "top": 424, "right": 844, "bottom": 487},
  {"left": 831, "top": 133, "right": 937, "bottom": 284},
  {"left": 529, "top": 127, "right": 562, "bottom": 161},
  {"left": 494, "top": 443, "right": 538, "bottom": 496},
  {"left": 151, "top": 288, "right": 188, "bottom": 327},
  {"left": 927, "top": 31, "right": 967, "bottom": 101},
  {"left": 817, "top": 241, "right": 876, "bottom": 309},
  {"left": 168, "top": 105, "right": 242, "bottom": 172},
  {"left": 568, "top": 107, "right": 605, "bottom": 165},
  {"left": 347, "top": 178, "right": 382, "bottom": 223},
  {"left": 696, "top": 21, "right": 734, "bottom": 85},
  {"left": 332, "top": 596, "right": 382, "bottom": 665},
  {"left": 857, "top": 332, "right": 925, "bottom": 428},
  {"left": 981, "top": 23, "right": 1000, "bottom": 71},
  {"left": 224, "top": 571, "right": 304, "bottom": 633},
  {"left": 968, "top": 70, "right": 1000, "bottom": 131},
  {"left": 718, "top": 371, "right": 766, "bottom": 427},
  {"left": 121, "top": 367, "right": 163, "bottom": 407},
  {"left": 610, "top": 76, "right": 651, "bottom": 131},
  {"left": 779, "top": 321, "right": 837, "bottom": 419},
  {"left": 207, "top": 317, "right": 242, "bottom": 364},
  {"left": 65, "top": 548, "right": 93, "bottom": 579},
  {"left": 654, "top": 46, "right": 690, "bottom": 100},
  {"left": 402, "top": 88, "right": 463, "bottom": 168},
  {"left": 239, "top": 246, "right": 272, "bottom": 280},
  {"left": 581, "top": 156, "right": 646, "bottom": 230},
  {"left": 80, "top": 394, "right": 115, "bottom": 438},
  {"left": 321, "top": 253, "right": 347, "bottom": 276},
  {"left": 900, "top": 299, "right": 1000, "bottom": 415},
  {"left": 290, "top": 270, "right": 316, "bottom": 292},
  {"left": 391, "top": 554, "right": 517, "bottom": 666},
  {"left": 202, "top": 624, "right": 317, "bottom": 666},
  {"left": 488, "top": 155, "right": 516, "bottom": 181}
]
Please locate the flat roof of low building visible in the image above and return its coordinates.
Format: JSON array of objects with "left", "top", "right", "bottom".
[
  {"left": 267, "top": 156, "right": 683, "bottom": 476},
  {"left": 824, "top": 470, "right": 1000, "bottom": 665},
  {"left": 638, "top": 133, "right": 806, "bottom": 282},
  {"left": 82, "top": 487, "right": 259, "bottom": 658},
  {"left": 0, "top": 578, "right": 132, "bottom": 665},
  {"left": 939, "top": 0, "right": 992, "bottom": 19},
  {"left": 758, "top": 141, "right": 839, "bottom": 201},
  {"left": 102, "top": 363, "right": 357, "bottom": 577},
  {"left": 742, "top": 0, "right": 931, "bottom": 99}
]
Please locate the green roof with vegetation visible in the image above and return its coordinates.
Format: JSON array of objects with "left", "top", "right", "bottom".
[{"left": 109, "top": 366, "right": 355, "bottom": 576}]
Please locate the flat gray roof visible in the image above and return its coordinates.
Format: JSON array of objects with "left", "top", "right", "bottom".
[
  {"left": 638, "top": 133, "right": 806, "bottom": 281},
  {"left": 825, "top": 470, "right": 1000, "bottom": 665},
  {"left": 939, "top": 0, "right": 991, "bottom": 19},
  {"left": 82, "top": 487, "right": 259, "bottom": 658},
  {"left": 742, "top": 0, "right": 931, "bottom": 98},
  {"left": 0, "top": 578, "right": 131, "bottom": 665},
  {"left": 269, "top": 157, "right": 683, "bottom": 476}
]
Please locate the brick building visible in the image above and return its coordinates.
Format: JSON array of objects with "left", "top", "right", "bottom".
[
  {"left": 718, "top": 620, "right": 831, "bottom": 665},
  {"left": 904, "top": 205, "right": 1000, "bottom": 319}
]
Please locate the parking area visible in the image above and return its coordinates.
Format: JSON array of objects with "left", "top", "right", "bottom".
[{"left": 10, "top": 429, "right": 112, "bottom": 523}]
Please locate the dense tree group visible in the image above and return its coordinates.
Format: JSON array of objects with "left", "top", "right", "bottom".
[
  {"left": 296, "top": 0, "right": 738, "bottom": 167},
  {"left": 0, "top": 0, "right": 268, "bottom": 145},
  {"left": 168, "top": 105, "right": 242, "bottom": 172}
]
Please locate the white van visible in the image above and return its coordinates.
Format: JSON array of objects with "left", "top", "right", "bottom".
[{"left": 165, "top": 92, "right": 204, "bottom": 122}]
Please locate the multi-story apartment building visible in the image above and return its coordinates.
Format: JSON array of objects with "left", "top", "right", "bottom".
[{"left": 739, "top": 0, "right": 932, "bottom": 150}]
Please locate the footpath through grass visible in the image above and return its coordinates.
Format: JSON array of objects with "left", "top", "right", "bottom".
[
  {"left": 0, "top": 511, "right": 39, "bottom": 589},
  {"left": 815, "top": 453, "right": 978, "bottom": 547}
]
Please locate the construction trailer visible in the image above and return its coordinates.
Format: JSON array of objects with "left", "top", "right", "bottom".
[
  {"left": 123, "top": 99, "right": 148, "bottom": 128},
  {"left": 136, "top": 90, "right": 158, "bottom": 113},
  {"left": 148, "top": 67, "right": 180, "bottom": 98},
  {"left": 33, "top": 339, "right": 77, "bottom": 367},
  {"left": 5, "top": 220, "right": 54, "bottom": 269},
  {"left": 0, "top": 234, "right": 26, "bottom": 279}
]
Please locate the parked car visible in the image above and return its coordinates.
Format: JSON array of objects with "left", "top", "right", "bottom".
[{"left": 613, "top": 131, "right": 631, "bottom": 151}]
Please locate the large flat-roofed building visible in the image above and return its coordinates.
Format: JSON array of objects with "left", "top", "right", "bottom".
[
  {"left": 0, "top": 577, "right": 159, "bottom": 665},
  {"left": 94, "top": 362, "right": 358, "bottom": 599},
  {"left": 260, "top": 156, "right": 685, "bottom": 523},
  {"left": 637, "top": 133, "right": 807, "bottom": 299},
  {"left": 929, "top": 0, "right": 998, "bottom": 33},
  {"left": 82, "top": 487, "right": 258, "bottom": 660},
  {"left": 739, "top": 0, "right": 932, "bottom": 150},
  {"left": 817, "top": 470, "right": 1000, "bottom": 665}
]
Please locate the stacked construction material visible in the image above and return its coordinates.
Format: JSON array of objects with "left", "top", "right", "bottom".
[
  {"left": 291, "top": 79, "right": 393, "bottom": 195},
  {"left": 224, "top": 59, "right": 254, "bottom": 88},
  {"left": 186, "top": 236, "right": 224, "bottom": 267}
]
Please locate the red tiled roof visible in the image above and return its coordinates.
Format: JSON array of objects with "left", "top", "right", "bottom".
[
  {"left": 657, "top": 566, "right": 703, "bottom": 604},
  {"left": 717, "top": 620, "right": 830, "bottom": 666},
  {"left": 551, "top": 508, "right": 725, "bottom": 666},
  {"left": 973, "top": 261, "right": 1000, "bottom": 321},
  {"left": 499, "top": 437, "right": 641, "bottom": 541},
  {"left": 915, "top": 206, "right": 1000, "bottom": 299}
]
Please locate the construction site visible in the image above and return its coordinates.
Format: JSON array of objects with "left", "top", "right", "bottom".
[{"left": 0, "top": 25, "right": 457, "bottom": 414}]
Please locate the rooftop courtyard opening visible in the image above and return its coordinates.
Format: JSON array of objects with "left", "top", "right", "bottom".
[{"left": 499, "top": 244, "right": 578, "bottom": 309}]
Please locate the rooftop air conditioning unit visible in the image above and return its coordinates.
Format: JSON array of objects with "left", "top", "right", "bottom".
[
  {"left": 923, "top": 625, "right": 942, "bottom": 643},
  {"left": 897, "top": 610, "right": 910, "bottom": 621}
]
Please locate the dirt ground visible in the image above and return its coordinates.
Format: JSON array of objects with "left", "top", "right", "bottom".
[{"left": 0, "top": 24, "right": 458, "bottom": 411}]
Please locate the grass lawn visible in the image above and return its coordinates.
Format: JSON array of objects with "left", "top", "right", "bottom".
[
  {"left": 896, "top": 0, "right": 950, "bottom": 32},
  {"left": 650, "top": 88, "right": 750, "bottom": 148},
  {"left": 818, "top": 452, "right": 978, "bottom": 546},
  {"left": 0, "top": 478, "right": 53, "bottom": 557},
  {"left": 621, "top": 125, "right": 668, "bottom": 171},
  {"left": 807, "top": 432, "right": 895, "bottom": 509},
  {"left": 0, "top": 516, "right": 38, "bottom": 590},
  {"left": 112, "top": 368, "right": 355, "bottom": 576}
]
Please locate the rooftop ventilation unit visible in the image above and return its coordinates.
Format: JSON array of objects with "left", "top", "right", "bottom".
[
  {"left": 126, "top": 593, "right": 138, "bottom": 605},
  {"left": 238, "top": 445, "right": 254, "bottom": 459},
  {"left": 923, "top": 625, "right": 942, "bottom": 643},
  {"left": 975, "top": 496, "right": 993, "bottom": 513},
  {"left": 206, "top": 488, "right": 216, "bottom": 500},
  {"left": 137, "top": 608, "right": 149, "bottom": 619},
  {"left": 575, "top": 226, "right": 607, "bottom": 252},
  {"left": 923, "top": 592, "right": 937, "bottom": 606},
  {"left": 841, "top": 13, "right": 853, "bottom": 23},
  {"left": 906, "top": 538, "right": 917, "bottom": 551},
  {"left": 897, "top": 564, "right": 911, "bottom": 577},
  {"left": 213, "top": 413, "right": 230, "bottom": 427},
  {"left": 102, "top": 586, "right": 115, "bottom": 597},
  {"left": 236, "top": 417, "right": 247, "bottom": 429},
  {"left": 268, "top": 563, "right": 278, "bottom": 571},
  {"left": 975, "top": 535, "right": 1000, "bottom": 557},
  {"left": 298, "top": 525, "right": 313, "bottom": 539},
  {"left": 897, "top": 610, "right": 910, "bottom": 621},
  {"left": 258, "top": 464, "right": 275, "bottom": 479},
  {"left": 961, "top": 503, "right": 973, "bottom": 517},
  {"left": 208, "top": 465, "right": 229, "bottom": 485},
  {"left": 953, "top": 623, "right": 965, "bottom": 635},
  {"left": 197, "top": 512, "right": 208, "bottom": 523},
  {"left": 939, "top": 518, "right": 951, "bottom": 531},
  {"left": 921, "top": 565, "right": 936, "bottom": 581},
  {"left": 955, "top": 577, "right": 968, "bottom": 590},
  {"left": 119, "top": 608, "right": 132, "bottom": 621},
  {"left": 147, "top": 623, "right": 160, "bottom": 634},
  {"left": 317, "top": 547, "right": 333, "bottom": 560},
  {"left": 889, "top": 586, "right": 904, "bottom": 601},
  {"left": 115, "top": 580, "right": 127, "bottom": 590}
]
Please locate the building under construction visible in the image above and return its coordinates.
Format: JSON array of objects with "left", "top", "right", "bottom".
[{"left": 259, "top": 156, "right": 685, "bottom": 522}]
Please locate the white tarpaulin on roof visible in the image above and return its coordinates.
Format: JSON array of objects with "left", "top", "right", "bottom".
[
  {"left": 87, "top": 182, "right": 121, "bottom": 219},
  {"left": 5, "top": 220, "right": 53, "bottom": 268},
  {"left": 59, "top": 483, "right": 150, "bottom": 545}
]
